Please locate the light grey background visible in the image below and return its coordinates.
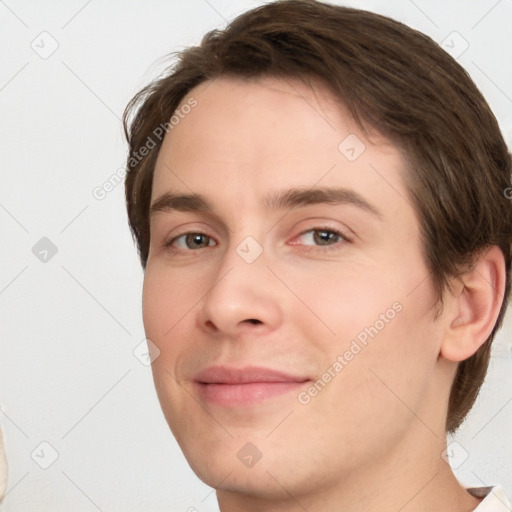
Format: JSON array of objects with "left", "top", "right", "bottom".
[{"left": 1, "top": 1, "right": 511, "bottom": 510}]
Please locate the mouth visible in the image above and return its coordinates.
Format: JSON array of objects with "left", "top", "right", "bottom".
[{"left": 193, "top": 365, "right": 311, "bottom": 407}]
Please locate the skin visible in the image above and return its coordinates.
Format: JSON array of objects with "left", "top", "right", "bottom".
[{"left": 142, "top": 75, "right": 505, "bottom": 511}]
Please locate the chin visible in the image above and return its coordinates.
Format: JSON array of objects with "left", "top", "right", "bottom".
[{"left": 187, "top": 454, "right": 299, "bottom": 500}]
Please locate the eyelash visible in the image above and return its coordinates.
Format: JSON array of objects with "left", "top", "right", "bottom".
[{"left": 163, "top": 226, "right": 351, "bottom": 254}]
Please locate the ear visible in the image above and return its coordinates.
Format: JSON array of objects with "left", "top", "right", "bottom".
[{"left": 440, "top": 245, "right": 507, "bottom": 362}]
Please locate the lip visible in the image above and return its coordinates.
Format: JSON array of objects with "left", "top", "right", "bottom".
[{"left": 193, "top": 365, "right": 311, "bottom": 407}]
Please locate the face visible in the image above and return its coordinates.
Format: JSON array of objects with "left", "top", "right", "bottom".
[{"left": 142, "top": 76, "right": 448, "bottom": 501}]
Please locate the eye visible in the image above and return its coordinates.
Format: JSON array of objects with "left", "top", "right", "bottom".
[
  {"left": 163, "top": 226, "right": 350, "bottom": 254},
  {"left": 292, "top": 227, "right": 349, "bottom": 251},
  {"left": 164, "top": 232, "right": 215, "bottom": 252}
]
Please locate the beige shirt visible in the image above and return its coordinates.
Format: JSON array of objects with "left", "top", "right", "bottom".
[{"left": 469, "top": 486, "right": 512, "bottom": 511}]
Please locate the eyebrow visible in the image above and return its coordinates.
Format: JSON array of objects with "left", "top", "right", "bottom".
[{"left": 149, "top": 186, "right": 383, "bottom": 220}]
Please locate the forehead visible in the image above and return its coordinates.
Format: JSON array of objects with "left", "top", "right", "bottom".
[
  {"left": 151, "top": 75, "right": 411, "bottom": 222},
  {"left": 157, "top": 75, "right": 366, "bottom": 164}
]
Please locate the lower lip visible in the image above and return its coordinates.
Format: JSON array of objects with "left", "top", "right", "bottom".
[{"left": 195, "top": 381, "right": 308, "bottom": 407}]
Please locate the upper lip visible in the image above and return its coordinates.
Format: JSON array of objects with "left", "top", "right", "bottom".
[{"left": 193, "top": 365, "right": 310, "bottom": 384}]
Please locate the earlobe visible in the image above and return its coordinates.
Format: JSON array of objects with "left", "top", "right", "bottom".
[{"left": 440, "top": 245, "right": 506, "bottom": 363}]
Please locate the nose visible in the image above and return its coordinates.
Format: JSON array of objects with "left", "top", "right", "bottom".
[{"left": 196, "top": 236, "right": 283, "bottom": 339}]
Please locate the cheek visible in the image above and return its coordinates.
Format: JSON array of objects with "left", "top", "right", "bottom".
[
  {"left": 142, "top": 264, "right": 198, "bottom": 340},
  {"left": 141, "top": 264, "right": 215, "bottom": 383},
  {"left": 325, "top": 283, "right": 437, "bottom": 415},
  {"left": 141, "top": 266, "right": 203, "bottom": 427},
  {"left": 291, "top": 256, "right": 438, "bottom": 405},
  {"left": 287, "top": 261, "right": 402, "bottom": 349}
]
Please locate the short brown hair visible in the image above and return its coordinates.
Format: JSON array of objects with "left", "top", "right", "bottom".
[{"left": 123, "top": 0, "right": 512, "bottom": 434}]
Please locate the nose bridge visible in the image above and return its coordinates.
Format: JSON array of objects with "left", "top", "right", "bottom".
[
  {"left": 198, "top": 230, "right": 279, "bottom": 333},
  {"left": 210, "top": 232, "right": 267, "bottom": 302},
  {"left": 213, "top": 209, "right": 268, "bottom": 278}
]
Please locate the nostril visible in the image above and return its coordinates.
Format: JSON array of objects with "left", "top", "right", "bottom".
[
  {"left": 247, "top": 319, "right": 261, "bottom": 325},
  {"left": 205, "top": 320, "right": 216, "bottom": 330}
]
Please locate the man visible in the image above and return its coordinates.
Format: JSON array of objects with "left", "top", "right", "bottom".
[{"left": 123, "top": 1, "right": 512, "bottom": 510}]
